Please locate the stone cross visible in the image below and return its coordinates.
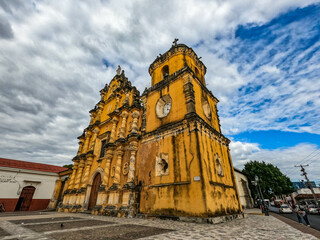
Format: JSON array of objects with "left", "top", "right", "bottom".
[{"left": 173, "top": 38, "right": 179, "bottom": 46}]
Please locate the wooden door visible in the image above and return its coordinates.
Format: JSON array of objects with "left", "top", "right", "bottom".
[
  {"left": 15, "top": 186, "right": 35, "bottom": 211},
  {"left": 88, "top": 174, "right": 101, "bottom": 210}
]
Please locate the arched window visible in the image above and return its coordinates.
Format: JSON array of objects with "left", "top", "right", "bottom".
[{"left": 161, "top": 65, "right": 169, "bottom": 79}]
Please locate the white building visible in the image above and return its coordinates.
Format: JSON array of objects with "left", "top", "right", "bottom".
[
  {"left": 0, "top": 158, "right": 68, "bottom": 212},
  {"left": 234, "top": 168, "right": 254, "bottom": 209},
  {"left": 292, "top": 187, "right": 320, "bottom": 205}
]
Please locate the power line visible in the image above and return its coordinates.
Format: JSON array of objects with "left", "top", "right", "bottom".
[
  {"left": 284, "top": 148, "right": 320, "bottom": 176},
  {"left": 298, "top": 149, "right": 320, "bottom": 165}
]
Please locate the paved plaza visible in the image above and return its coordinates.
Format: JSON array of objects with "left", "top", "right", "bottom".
[{"left": 0, "top": 212, "right": 318, "bottom": 240}]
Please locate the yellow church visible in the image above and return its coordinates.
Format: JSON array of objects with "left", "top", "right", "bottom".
[{"left": 58, "top": 41, "right": 242, "bottom": 220}]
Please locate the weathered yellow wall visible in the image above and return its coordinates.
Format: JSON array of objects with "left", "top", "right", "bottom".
[
  {"left": 196, "top": 131, "right": 242, "bottom": 216},
  {"left": 145, "top": 79, "right": 187, "bottom": 133},
  {"left": 137, "top": 130, "right": 210, "bottom": 216}
]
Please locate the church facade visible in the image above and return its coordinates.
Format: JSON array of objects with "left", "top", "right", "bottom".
[{"left": 59, "top": 42, "right": 242, "bottom": 218}]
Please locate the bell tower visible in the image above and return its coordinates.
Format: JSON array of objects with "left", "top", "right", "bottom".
[{"left": 136, "top": 40, "right": 242, "bottom": 218}]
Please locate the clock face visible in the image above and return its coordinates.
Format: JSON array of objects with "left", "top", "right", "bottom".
[
  {"left": 155, "top": 94, "right": 172, "bottom": 118},
  {"left": 163, "top": 102, "right": 171, "bottom": 116}
]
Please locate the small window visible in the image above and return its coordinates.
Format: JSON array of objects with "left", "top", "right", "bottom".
[
  {"left": 161, "top": 65, "right": 169, "bottom": 79},
  {"left": 99, "top": 139, "right": 106, "bottom": 158}
]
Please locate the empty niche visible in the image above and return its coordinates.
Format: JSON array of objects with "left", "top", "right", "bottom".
[
  {"left": 155, "top": 153, "right": 169, "bottom": 176},
  {"left": 215, "top": 154, "right": 224, "bottom": 177},
  {"left": 161, "top": 65, "right": 169, "bottom": 79}
]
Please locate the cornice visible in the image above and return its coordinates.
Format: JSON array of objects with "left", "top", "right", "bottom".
[
  {"left": 142, "top": 66, "right": 219, "bottom": 103},
  {"left": 149, "top": 43, "right": 206, "bottom": 76}
]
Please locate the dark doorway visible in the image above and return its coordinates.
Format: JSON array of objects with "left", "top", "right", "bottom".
[
  {"left": 88, "top": 174, "right": 101, "bottom": 210},
  {"left": 15, "top": 186, "right": 35, "bottom": 211}
]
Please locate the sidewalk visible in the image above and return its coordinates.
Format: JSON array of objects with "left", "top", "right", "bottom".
[
  {"left": 270, "top": 212, "right": 320, "bottom": 239},
  {"left": 243, "top": 208, "right": 264, "bottom": 215},
  {"left": 0, "top": 211, "right": 318, "bottom": 239}
]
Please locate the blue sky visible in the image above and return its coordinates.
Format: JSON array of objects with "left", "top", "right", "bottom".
[
  {"left": 216, "top": 4, "right": 320, "bottom": 183},
  {"left": 0, "top": 0, "right": 319, "bottom": 184},
  {"left": 231, "top": 131, "right": 320, "bottom": 149},
  {"left": 225, "top": 4, "right": 320, "bottom": 147}
]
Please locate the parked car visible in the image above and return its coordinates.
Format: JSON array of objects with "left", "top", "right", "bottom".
[
  {"left": 308, "top": 204, "right": 319, "bottom": 214},
  {"left": 279, "top": 204, "right": 292, "bottom": 213}
]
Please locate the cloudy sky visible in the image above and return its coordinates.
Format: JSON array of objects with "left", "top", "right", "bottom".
[{"left": 0, "top": 0, "right": 319, "bottom": 184}]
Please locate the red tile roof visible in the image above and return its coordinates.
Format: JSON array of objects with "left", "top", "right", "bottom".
[{"left": 0, "top": 158, "right": 69, "bottom": 173}]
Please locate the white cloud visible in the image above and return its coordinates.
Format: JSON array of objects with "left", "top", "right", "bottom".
[
  {"left": 230, "top": 141, "right": 320, "bottom": 183},
  {"left": 0, "top": 0, "right": 319, "bottom": 166}
]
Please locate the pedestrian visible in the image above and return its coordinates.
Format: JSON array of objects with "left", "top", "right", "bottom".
[
  {"left": 293, "top": 204, "right": 302, "bottom": 224},
  {"left": 300, "top": 206, "right": 311, "bottom": 227}
]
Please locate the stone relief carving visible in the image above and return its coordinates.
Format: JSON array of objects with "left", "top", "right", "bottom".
[
  {"left": 215, "top": 154, "right": 224, "bottom": 177},
  {"left": 123, "top": 162, "right": 129, "bottom": 175},
  {"left": 155, "top": 153, "right": 169, "bottom": 176}
]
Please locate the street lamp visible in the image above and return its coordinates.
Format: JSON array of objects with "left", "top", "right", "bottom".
[{"left": 252, "top": 175, "right": 269, "bottom": 216}]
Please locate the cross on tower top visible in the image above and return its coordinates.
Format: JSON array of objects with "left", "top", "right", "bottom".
[{"left": 172, "top": 38, "right": 179, "bottom": 46}]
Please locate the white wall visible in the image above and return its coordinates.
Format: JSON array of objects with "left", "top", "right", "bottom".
[{"left": 0, "top": 167, "right": 59, "bottom": 199}]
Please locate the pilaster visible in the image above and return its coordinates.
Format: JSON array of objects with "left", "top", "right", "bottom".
[{"left": 119, "top": 111, "right": 128, "bottom": 139}]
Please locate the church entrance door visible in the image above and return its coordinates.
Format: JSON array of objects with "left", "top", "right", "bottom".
[
  {"left": 88, "top": 174, "right": 101, "bottom": 210},
  {"left": 15, "top": 186, "right": 35, "bottom": 211}
]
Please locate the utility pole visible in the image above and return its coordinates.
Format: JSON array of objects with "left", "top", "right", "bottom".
[
  {"left": 295, "top": 164, "right": 319, "bottom": 208},
  {"left": 252, "top": 176, "right": 269, "bottom": 216}
]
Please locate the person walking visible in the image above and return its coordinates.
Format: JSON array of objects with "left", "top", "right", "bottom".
[
  {"left": 293, "top": 204, "right": 302, "bottom": 224},
  {"left": 300, "top": 206, "right": 311, "bottom": 227}
]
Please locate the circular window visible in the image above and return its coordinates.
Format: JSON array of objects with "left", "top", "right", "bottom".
[{"left": 156, "top": 95, "right": 172, "bottom": 118}]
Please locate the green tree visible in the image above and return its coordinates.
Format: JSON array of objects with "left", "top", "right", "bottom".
[
  {"left": 243, "top": 160, "right": 294, "bottom": 200},
  {"left": 63, "top": 164, "right": 73, "bottom": 170}
]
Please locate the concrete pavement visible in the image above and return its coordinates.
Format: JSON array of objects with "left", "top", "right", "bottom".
[{"left": 0, "top": 211, "right": 318, "bottom": 240}]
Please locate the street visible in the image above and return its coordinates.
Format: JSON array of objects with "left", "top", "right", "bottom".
[
  {"left": 268, "top": 205, "right": 320, "bottom": 231},
  {"left": 277, "top": 212, "right": 320, "bottom": 231}
]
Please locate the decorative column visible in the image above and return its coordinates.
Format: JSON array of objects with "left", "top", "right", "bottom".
[
  {"left": 183, "top": 75, "right": 195, "bottom": 114},
  {"left": 68, "top": 161, "right": 79, "bottom": 190},
  {"left": 141, "top": 95, "right": 147, "bottom": 133},
  {"left": 131, "top": 111, "right": 140, "bottom": 134},
  {"left": 74, "top": 159, "right": 85, "bottom": 189},
  {"left": 102, "top": 150, "right": 113, "bottom": 187},
  {"left": 89, "top": 128, "right": 99, "bottom": 151},
  {"left": 77, "top": 141, "right": 84, "bottom": 156},
  {"left": 127, "top": 141, "right": 138, "bottom": 185},
  {"left": 81, "top": 154, "right": 94, "bottom": 189},
  {"left": 123, "top": 91, "right": 130, "bottom": 106},
  {"left": 82, "top": 132, "right": 92, "bottom": 153},
  {"left": 115, "top": 94, "right": 120, "bottom": 110},
  {"left": 119, "top": 111, "right": 128, "bottom": 139},
  {"left": 109, "top": 117, "right": 119, "bottom": 143},
  {"left": 113, "top": 146, "right": 124, "bottom": 186}
]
